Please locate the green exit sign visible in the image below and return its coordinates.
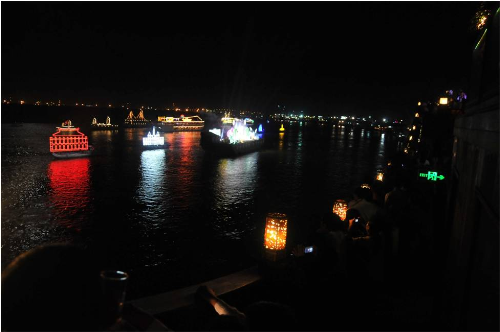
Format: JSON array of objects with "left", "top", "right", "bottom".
[{"left": 419, "top": 171, "right": 445, "bottom": 181}]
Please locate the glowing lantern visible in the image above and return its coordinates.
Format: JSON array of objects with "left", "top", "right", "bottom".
[
  {"left": 439, "top": 98, "right": 448, "bottom": 105},
  {"left": 264, "top": 213, "right": 287, "bottom": 250},
  {"left": 279, "top": 124, "right": 285, "bottom": 132},
  {"left": 376, "top": 171, "right": 384, "bottom": 182},
  {"left": 361, "top": 183, "right": 371, "bottom": 189},
  {"left": 332, "top": 199, "right": 348, "bottom": 221}
]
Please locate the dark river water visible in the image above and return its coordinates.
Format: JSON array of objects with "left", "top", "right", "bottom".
[{"left": 1, "top": 122, "right": 401, "bottom": 299}]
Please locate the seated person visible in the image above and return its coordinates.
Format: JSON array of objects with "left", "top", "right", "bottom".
[{"left": 2, "top": 243, "right": 103, "bottom": 331}]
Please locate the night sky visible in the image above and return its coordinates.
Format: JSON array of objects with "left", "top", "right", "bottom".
[{"left": 2, "top": 2, "right": 481, "bottom": 116}]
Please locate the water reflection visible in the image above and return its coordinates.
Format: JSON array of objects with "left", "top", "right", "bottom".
[
  {"left": 377, "top": 133, "right": 386, "bottom": 168},
  {"left": 165, "top": 132, "right": 199, "bottom": 211},
  {"left": 47, "top": 158, "right": 91, "bottom": 230},
  {"left": 215, "top": 154, "right": 257, "bottom": 207},
  {"left": 213, "top": 153, "right": 258, "bottom": 237},
  {"left": 278, "top": 132, "right": 284, "bottom": 150},
  {"left": 138, "top": 149, "right": 167, "bottom": 213}
]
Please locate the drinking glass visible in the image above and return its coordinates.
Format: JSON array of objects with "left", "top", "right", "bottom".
[{"left": 100, "top": 270, "right": 129, "bottom": 329}]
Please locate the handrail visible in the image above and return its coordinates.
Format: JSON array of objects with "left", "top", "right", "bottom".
[{"left": 128, "top": 265, "right": 261, "bottom": 315}]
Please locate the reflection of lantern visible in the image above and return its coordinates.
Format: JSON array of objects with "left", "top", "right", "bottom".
[
  {"left": 264, "top": 213, "right": 287, "bottom": 250},
  {"left": 332, "top": 199, "right": 348, "bottom": 221},
  {"left": 376, "top": 172, "right": 384, "bottom": 182}
]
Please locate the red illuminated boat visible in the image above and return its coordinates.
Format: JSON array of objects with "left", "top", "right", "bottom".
[{"left": 49, "top": 120, "right": 94, "bottom": 158}]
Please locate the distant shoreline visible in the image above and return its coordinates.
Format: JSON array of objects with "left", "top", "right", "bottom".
[{"left": 0, "top": 104, "right": 213, "bottom": 125}]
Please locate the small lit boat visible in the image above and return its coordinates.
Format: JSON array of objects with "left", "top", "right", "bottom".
[
  {"left": 91, "top": 116, "right": 119, "bottom": 130},
  {"left": 124, "top": 110, "right": 152, "bottom": 128},
  {"left": 142, "top": 126, "right": 166, "bottom": 149},
  {"left": 50, "top": 120, "right": 93, "bottom": 158}
]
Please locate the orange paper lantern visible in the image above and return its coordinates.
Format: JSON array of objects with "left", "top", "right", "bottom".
[
  {"left": 332, "top": 199, "right": 348, "bottom": 221},
  {"left": 264, "top": 213, "right": 288, "bottom": 250}
]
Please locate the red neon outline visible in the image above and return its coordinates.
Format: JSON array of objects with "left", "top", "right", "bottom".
[{"left": 49, "top": 126, "right": 89, "bottom": 152}]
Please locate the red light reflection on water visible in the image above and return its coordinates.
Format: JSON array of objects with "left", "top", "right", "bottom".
[{"left": 47, "top": 158, "right": 91, "bottom": 231}]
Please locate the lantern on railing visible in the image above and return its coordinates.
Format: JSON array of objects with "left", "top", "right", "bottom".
[
  {"left": 263, "top": 213, "right": 287, "bottom": 261},
  {"left": 376, "top": 171, "right": 384, "bottom": 182},
  {"left": 332, "top": 199, "right": 348, "bottom": 221}
]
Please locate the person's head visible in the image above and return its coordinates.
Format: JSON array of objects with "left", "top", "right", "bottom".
[
  {"left": 2, "top": 243, "right": 102, "bottom": 331},
  {"left": 354, "top": 186, "right": 372, "bottom": 201},
  {"left": 366, "top": 211, "right": 386, "bottom": 235},
  {"left": 322, "top": 212, "right": 345, "bottom": 232},
  {"left": 244, "top": 301, "right": 296, "bottom": 331}
]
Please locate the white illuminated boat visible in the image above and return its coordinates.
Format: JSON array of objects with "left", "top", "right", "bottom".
[
  {"left": 50, "top": 120, "right": 94, "bottom": 158},
  {"left": 142, "top": 126, "right": 166, "bottom": 149}
]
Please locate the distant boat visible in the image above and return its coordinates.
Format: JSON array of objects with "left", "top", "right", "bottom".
[
  {"left": 201, "top": 119, "right": 263, "bottom": 157},
  {"left": 221, "top": 112, "right": 254, "bottom": 127},
  {"left": 91, "top": 116, "right": 119, "bottom": 130},
  {"left": 123, "top": 110, "right": 151, "bottom": 128},
  {"left": 50, "top": 120, "right": 93, "bottom": 158},
  {"left": 157, "top": 115, "right": 204, "bottom": 132}
]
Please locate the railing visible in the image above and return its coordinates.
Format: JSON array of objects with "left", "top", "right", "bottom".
[{"left": 128, "top": 266, "right": 260, "bottom": 315}]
